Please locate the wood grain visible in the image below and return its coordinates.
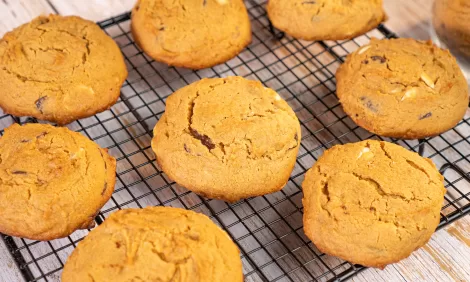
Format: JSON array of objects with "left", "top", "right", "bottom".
[{"left": 0, "top": 1, "right": 469, "bottom": 282}]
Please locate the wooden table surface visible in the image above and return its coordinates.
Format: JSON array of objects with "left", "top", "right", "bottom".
[{"left": 0, "top": 0, "right": 469, "bottom": 281}]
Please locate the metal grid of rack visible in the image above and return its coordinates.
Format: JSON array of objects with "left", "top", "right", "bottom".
[{"left": 1, "top": 1, "right": 469, "bottom": 281}]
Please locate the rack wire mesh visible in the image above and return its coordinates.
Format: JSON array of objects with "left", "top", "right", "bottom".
[{"left": 1, "top": 1, "right": 470, "bottom": 281}]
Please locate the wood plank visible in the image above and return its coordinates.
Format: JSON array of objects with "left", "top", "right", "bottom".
[
  {"left": 0, "top": 0, "right": 55, "bottom": 36},
  {"left": 0, "top": 242, "right": 24, "bottom": 282},
  {"left": 48, "top": 0, "right": 134, "bottom": 21},
  {"left": 0, "top": 1, "right": 469, "bottom": 282}
]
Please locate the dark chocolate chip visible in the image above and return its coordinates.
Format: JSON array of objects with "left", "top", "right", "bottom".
[
  {"left": 419, "top": 112, "right": 432, "bottom": 120},
  {"left": 371, "top": 56, "right": 386, "bottom": 63},
  {"left": 366, "top": 101, "right": 378, "bottom": 112},
  {"left": 184, "top": 144, "right": 191, "bottom": 153},
  {"left": 159, "top": 26, "right": 165, "bottom": 31},
  {"left": 203, "top": 0, "right": 207, "bottom": 6},
  {"left": 35, "top": 96, "right": 47, "bottom": 113},
  {"left": 38, "top": 18, "right": 50, "bottom": 24},
  {"left": 115, "top": 242, "right": 121, "bottom": 248},
  {"left": 86, "top": 221, "right": 96, "bottom": 229},
  {"left": 360, "top": 96, "right": 378, "bottom": 113},
  {"left": 189, "top": 127, "right": 215, "bottom": 150},
  {"left": 294, "top": 132, "right": 299, "bottom": 143},
  {"left": 362, "top": 59, "right": 369, "bottom": 64},
  {"left": 12, "top": 170, "right": 27, "bottom": 175},
  {"left": 101, "top": 182, "right": 107, "bottom": 195}
]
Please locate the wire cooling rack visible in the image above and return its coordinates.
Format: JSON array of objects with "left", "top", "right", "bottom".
[{"left": 1, "top": 1, "right": 470, "bottom": 281}]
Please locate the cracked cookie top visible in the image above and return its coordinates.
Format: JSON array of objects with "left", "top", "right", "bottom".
[
  {"left": 131, "top": 0, "right": 251, "bottom": 69},
  {"left": 0, "top": 123, "right": 116, "bottom": 240},
  {"left": 62, "top": 207, "right": 243, "bottom": 282},
  {"left": 336, "top": 38, "right": 469, "bottom": 139},
  {"left": 0, "top": 15, "right": 127, "bottom": 125},
  {"left": 302, "top": 140, "right": 446, "bottom": 268},
  {"left": 267, "top": 0, "right": 386, "bottom": 41},
  {"left": 152, "top": 77, "right": 301, "bottom": 202}
]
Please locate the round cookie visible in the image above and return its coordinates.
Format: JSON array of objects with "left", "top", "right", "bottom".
[
  {"left": 62, "top": 207, "right": 243, "bottom": 282},
  {"left": 336, "top": 38, "right": 469, "bottom": 139},
  {"left": 302, "top": 140, "right": 446, "bottom": 268},
  {"left": 131, "top": 0, "right": 251, "bottom": 69},
  {"left": 0, "top": 15, "right": 127, "bottom": 125},
  {"left": 0, "top": 123, "right": 116, "bottom": 240},
  {"left": 433, "top": 0, "right": 470, "bottom": 59},
  {"left": 152, "top": 77, "right": 301, "bottom": 202},
  {"left": 267, "top": 0, "right": 386, "bottom": 41}
]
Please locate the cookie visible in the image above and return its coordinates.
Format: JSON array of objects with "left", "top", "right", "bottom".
[
  {"left": 62, "top": 207, "right": 243, "bottom": 282},
  {"left": 433, "top": 0, "right": 470, "bottom": 59},
  {"left": 267, "top": 0, "right": 386, "bottom": 41},
  {"left": 336, "top": 38, "right": 469, "bottom": 139},
  {"left": 0, "top": 123, "right": 116, "bottom": 240},
  {"left": 131, "top": 0, "right": 251, "bottom": 69},
  {"left": 152, "top": 77, "right": 300, "bottom": 202},
  {"left": 302, "top": 140, "right": 446, "bottom": 268},
  {"left": 0, "top": 15, "right": 127, "bottom": 125}
]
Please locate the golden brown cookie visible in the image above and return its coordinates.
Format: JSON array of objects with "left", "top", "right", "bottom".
[
  {"left": 0, "top": 123, "right": 116, "bottom": 240},
  {"left": 131, "top": 0, "right": 251, "bottom": 69},
  {"left": 62, "top": 207, "right": 243, "bottom": 282},
  {"left": 336, "top": 38, "right": 469, "bottom": 139},
  {"left": 302, "top": 140, "right": 446, "bottom": 268},
  {"left": 433, "top": 0, "right": 470, "bottom": 59},
  {"left": 0, "top": 15, "right": 127, "bottom": 125},
  {"left": 267, "top": 0, "right": 386, "bottom": 41},
  {"left": 152, "top": 77, "right": 300, "bottom": 202}
]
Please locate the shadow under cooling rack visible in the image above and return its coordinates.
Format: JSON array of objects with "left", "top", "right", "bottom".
[{"left": 1, "top": 1, "right": 470, "bottom": 281}]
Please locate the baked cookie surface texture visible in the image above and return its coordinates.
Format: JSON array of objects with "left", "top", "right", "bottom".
[
  {"left": 433, "top": 0, "right": 470, "bottom": 59},
  {"left": 152, "top": 77, "right": 301, "bottom": 202},
  {"left": 131, "top": 0, "right": 251, "bottom": 69},
  {"left": 0, "top": 123, "right": 116, "bottom": 240},
  {"left": 302, "top": 140, "right": 446, "bottom": 268},
  {"left": 62, "top": 207, "right": 243, "bottom": 282},
  {"left": 0, "top": 15, "right": 128, "bottom": 125},
  {"left": 336, "top": 38, "right": 469, "bottom": 139},
  {"left": 267, "top": 0, "right": 386, "bottom": 41}
]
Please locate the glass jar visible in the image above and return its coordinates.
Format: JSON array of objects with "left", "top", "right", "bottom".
[{"left": 431, "top": 0, "right": 470, "bottom": 78}]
